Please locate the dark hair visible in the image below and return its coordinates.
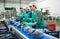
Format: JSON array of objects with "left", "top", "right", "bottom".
[
  {"left": 20, "top": 8, "right": 23, "bottom": 9},
  {"left": 32, "top": 5, "right": 37, "bottom": 9}
]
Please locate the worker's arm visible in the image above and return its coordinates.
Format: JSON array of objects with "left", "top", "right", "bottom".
[
  {"left": 25, "top": 22, "right": 36, "bottom": 26},
  {"left": 36, "top": 12, "right": 42, "bottom": 25},
  {"left": 23, "top": 18, "right": 32, "bottom": 21},
  {"left": 26, "top": 18, "right": 32, "bottom": 21},
  {"left": 25, "top": 12, "right": 42, "bottom": 26}
]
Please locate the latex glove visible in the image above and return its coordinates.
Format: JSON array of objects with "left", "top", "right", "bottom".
[{"left": 25, "top": 22, "right": 36, "bottom": 26}]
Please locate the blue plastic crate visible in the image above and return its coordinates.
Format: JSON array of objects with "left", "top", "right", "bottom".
[
  {"left": 15, "top": 18, "right": 20, "bottom": 22},
  {"left": 0, "top": 31, "right": 12, "bottom": 34},
  {"left": 45, "top": 31, "right": 59, "bottom": 38},
  {"left": 0, "top": 28, "right": 9, "bottom": 32},
  {"left": 6, "top": 37, "right": 16, "bottom": 39}
]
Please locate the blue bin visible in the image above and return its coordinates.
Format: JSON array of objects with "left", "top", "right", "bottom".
[{"left": 45, "top": 31, "right": 59, "bottom": 38}]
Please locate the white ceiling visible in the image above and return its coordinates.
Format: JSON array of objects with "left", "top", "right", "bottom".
[{"left": 0, "top": 0, "right": 36, "bottom": 4}]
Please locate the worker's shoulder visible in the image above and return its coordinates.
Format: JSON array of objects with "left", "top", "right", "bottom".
[
  {"left": 36, "top": 10, "right": 41, "bottom": 13},
  {"left": 28, "top": 10, "right": 32, "bottom": 12}
]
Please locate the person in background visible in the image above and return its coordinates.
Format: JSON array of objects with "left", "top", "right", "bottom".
[
  {"left": 23, "top": 7, "right": 32, "bottom": 23},
  {"left": 25, "top": 4, "right": 47, "bottom": 29},
  {"left": 18, "top": 8, "right": 24, "bottom": 23}
]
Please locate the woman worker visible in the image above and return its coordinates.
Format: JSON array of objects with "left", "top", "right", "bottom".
[
  {"left": 23, "top": 7, "right": 32, "bottom": 23},
  {"left": 18, "top": 7, "right": 32, "bottom": 23},
  {"left": 18, "top": 8, "right": 25, "bottom": 23},
  {"left": 25, "top": 4, "right": 47, "bottom": 29}
]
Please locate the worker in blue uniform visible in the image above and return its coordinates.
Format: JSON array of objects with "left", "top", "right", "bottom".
[
  {"left": 18, "top": 8, "right": 24, "bottom": 23},
  {"left": 23, "top": 7, "right": 32, "bottom": 23},
  {"left": 25, "top": 5, "right": 47, "bottom": 29}
]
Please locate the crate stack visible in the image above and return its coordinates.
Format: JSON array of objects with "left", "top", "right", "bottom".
[{"left": 0, "top": 21, "right": 17, "bottom": 39}]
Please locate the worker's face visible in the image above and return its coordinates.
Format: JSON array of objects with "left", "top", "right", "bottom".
[
  {"left": 20, "top": 9, "right": 23, "bottom": 12},
  {"left": 29, "top": 6, "right": 35, "bottom": 11},
  {"left": 25, "top": 8, "right": 29, "bottom": 12},
  {"left": 29, "top": 6, "right": 33, "bottom": 11},
  {"left": 32, "top": 6, "right": 36, "bottom": 11}
]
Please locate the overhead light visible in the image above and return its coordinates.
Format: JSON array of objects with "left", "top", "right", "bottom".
[{"left": 36, "top": 0, "right": 45, "bottom": 2}]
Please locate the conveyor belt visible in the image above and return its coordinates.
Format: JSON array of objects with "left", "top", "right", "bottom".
[{"left": 5, "top": 20, "right": 58, "bottom": 39}]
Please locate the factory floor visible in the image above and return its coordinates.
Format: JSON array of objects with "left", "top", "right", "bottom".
[
  {"left": 56, "top": 25, "right": 60, "bottom": 31},
  {"left": 56, "top": 21, "right": 60, "bottom": 31},
  {"left": 56, "top": 26, "right": 60, "bottom": 39},
  {"left": 56, "top": 23, "right": 60, "bottom": 39}
]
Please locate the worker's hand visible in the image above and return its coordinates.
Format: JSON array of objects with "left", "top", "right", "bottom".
[
  {"left": 35, "top": 22, "right": 37, "bottom": 24},
  {"left": 35, "top": 22, "right": 39, "bottom": 25},
  {"left": 22, "top": 22, "right": 26, "bottom": 24}
]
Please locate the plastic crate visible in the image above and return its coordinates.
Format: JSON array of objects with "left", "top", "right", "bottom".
[
  {"left": 47, "top": 24, "right": 56, "bottom": 31},
  {"left": 0, "top": 31, "right": 17, "bottom": 39},
  {"left": 46, "top": 21, "right": 56, "bottom": 31},
  {"left": 6, "top": 37, "right": 16, "bottom": 39},
  {"left": 0, "top": 31, "right": 12, "bottom": 34},
  {"left": 15, "top": 18, "right": 20, "bottom": 22},
  {"left": 45, "top": 31, "right": 59, "bottom": 38},
  {"left": 0, "top": 28, "right": 9, "bottom": 32}
]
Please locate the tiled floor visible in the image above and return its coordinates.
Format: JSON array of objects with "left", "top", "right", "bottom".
[
  {"left": 56, "top": 25, "right": 60, "bottom": 31},
  {"left": 56, "top": 22, "right": 60, "bottom": 31}
]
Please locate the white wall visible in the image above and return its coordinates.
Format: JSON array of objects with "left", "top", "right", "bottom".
[
  {"left": 0, "top": 3, "right": 4, "bottom": 12},
  {"left": 36, "top": 0, "right": 60, "bottom": 16},
  {"left": 0, "top": 3, "right": 28, "bottom": 13},
  {"left": 0, "top": 0, "right": 60, "bottom": 16},
  {"left": 0, "top": 2, "right": 28, "bottom": 16}
]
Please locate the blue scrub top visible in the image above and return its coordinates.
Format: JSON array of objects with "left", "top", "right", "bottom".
[
  {"left": 24, "top": 11, "right": 32, "bottom": 22},
  {"left": 32, "top": 10, "right": 47, "bottom": 26},
  {"left": 25, "top": 10, "right": 47, "bottom": 29}
]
